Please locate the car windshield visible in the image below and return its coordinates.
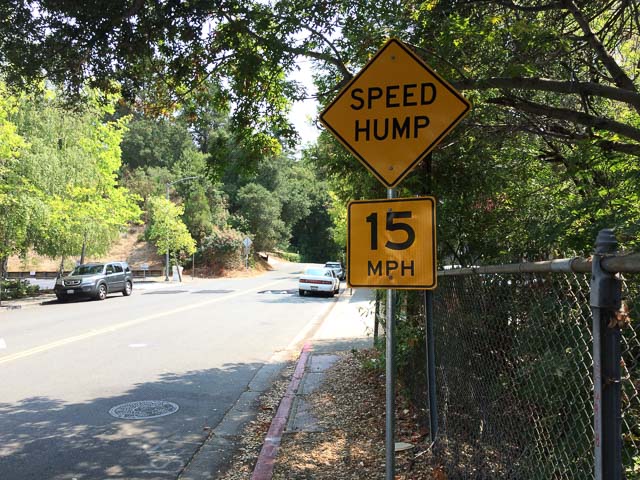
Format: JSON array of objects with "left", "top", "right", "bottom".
[
  {"left": 305, "top": 268, "right": 329, "bottom": 276},
  {"left": 325, "top": 263, "right": 340, "bottom": 268},
  {"left": 71, "top": 265, "right": 104, "bottom": 275}
]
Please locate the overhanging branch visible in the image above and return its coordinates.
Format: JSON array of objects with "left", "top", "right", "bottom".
[
  {"left": 488, "top": 96, "right": 640, "bottom": 143},
  {"left": 453, "top": 77, "right": 640, "bottom": 110}
]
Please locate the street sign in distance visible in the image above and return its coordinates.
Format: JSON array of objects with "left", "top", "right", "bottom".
[
  {"left": 347, "top": 197, "right": 436, "bottom": 289},
  {"left": 320, "top": 38, "right": 471, "bottom": 188}
]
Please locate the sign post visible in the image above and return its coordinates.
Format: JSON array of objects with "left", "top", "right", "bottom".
[
  {"left": 319, "top": 38, "right": 471, "bottom": 479},
  {"left": 385, "top": 188, "right": 396, "bottom": 480},
  {"left": 242, "top": 237, "right": 253, "bottom": 269},
  {"left": 141, "top": 263, "right": 149, "bottom": 281}
]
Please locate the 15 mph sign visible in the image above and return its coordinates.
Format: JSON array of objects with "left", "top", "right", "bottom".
[
  {"left": 348, "top": 197, "right": 436, "bottom": 289},
  {"left": 320, "top": 38, "right": 471, "bottom": 188}
]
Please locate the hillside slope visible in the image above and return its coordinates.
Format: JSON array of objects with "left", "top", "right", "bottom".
[{"left": 7, "top": 226, "right": 164, "bottom": 272}]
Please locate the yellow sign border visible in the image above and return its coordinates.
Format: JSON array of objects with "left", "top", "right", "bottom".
[
  {"left": 347, "top": 197, "right": 437, "bottom": 290},
  {"left": 320, "top": 38, "right": 471, "bottom": 188}
]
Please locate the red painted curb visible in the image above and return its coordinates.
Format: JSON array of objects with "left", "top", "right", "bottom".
[{"left": 251, "top": 342, "right": 312, "bottom": 480}]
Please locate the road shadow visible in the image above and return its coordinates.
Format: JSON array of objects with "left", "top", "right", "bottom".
[{"left": 0, "top": 361, "right": 277, "bottom": 479}]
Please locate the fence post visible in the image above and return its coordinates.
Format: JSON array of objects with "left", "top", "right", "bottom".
[
  {"left": 590, "top": 228, "right": 622, "bottom": 480},
  {"left": 424, "top": 290, "right": 438, "bottom": 442}
]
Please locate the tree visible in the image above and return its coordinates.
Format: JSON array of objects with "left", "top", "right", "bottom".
[
  {"left": 235, "top": 183, "right": 287, "bottom": 252},
  {"left": 3, "top": 0, "right": 639, "bottom": 259},
  {"left": 0, "top": 84, "right": 29, "bottom": 282},
  {"left": 120, "top": 117, "right": 195, "bottom": 170},
  {"left": 8, "top": 86, "right": 141, "bottom": 266},
  {"left": 147, "top": 196, "right": 196, "bottom": 267}
]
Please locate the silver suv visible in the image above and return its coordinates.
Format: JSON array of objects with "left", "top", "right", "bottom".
[
  {"left": 54, "top": 262, "right": 133, "bottom": 302},
  {"left": 324, "top": 261, "right": 345, "bottom": 281}
]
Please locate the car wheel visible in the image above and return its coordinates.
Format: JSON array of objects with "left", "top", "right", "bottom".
[
  {"left": 96, "top": 283, "right": 107, "bottom": 301},
  {"left": 299, "top": 289, "right": 305, "bottom": 296},
  {"left": 123, "top": 280, "right": 132, "bottom": 296},
  {"left": 329, "top": 290, "right": 335, "bottom": 297},
  {"left": 56, "top": 294, "right": 67, "bottom": 303}
]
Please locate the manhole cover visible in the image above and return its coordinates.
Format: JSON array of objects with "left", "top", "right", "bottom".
[{"left": 108, "top": 400, "right": 179, "bottom": 419}]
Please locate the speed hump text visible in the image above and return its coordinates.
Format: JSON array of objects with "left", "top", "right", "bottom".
[
  {"left": 347, "top": 197, "right": 436, "bottom": 289},
  {"left": 320, "top": 39, "right": 471, "bottom": 188}
]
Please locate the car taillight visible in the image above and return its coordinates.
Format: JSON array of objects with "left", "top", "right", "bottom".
[{"left": 300, "top": 279, "right": 332, "bottom": 285}]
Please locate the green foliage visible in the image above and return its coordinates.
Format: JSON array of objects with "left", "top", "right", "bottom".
[
  {"left": 235, "top": 183, "right": 287, "bottom": 252},
  {"left": 1, "top": 84, "right": 141, "bottom": 264},
  {"left": 1, "top": 279, "right": 40, "bottom": 299},
  {"left": 275, "top": 251, "right": 300, "bottom": 263},
  {"left": 147, "top": 196, "right": 196, "bottom": 262},
  {"left": 120, "top": 117, "right": 195, "bottom": 170},
  {"left": 201, "top": 227, "right": 246, "bottom": 271},
  {"left": 202, "top": 228, "right": 245, "bottom": 254},
  {"left": 0, "top": 84, "right": 30, "bottom": 264}
]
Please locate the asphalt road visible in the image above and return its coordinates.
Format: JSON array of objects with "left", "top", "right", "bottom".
[{"left": 0, "top": 262, "right": 339, "bottom": 479}]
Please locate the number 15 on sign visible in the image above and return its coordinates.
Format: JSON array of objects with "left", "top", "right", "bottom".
[{"left": 347, "top": 197, "right": 436, "bottom": 289}]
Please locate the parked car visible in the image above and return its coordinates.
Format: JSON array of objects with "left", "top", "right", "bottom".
[
  {"left": 299, "top": 267, "right": 340, "bottom": 297},
  {"left": 324, "top": 261, "right": 345, "bottom": 281},
  {"left": 54, "top": 262, "right": 133, "bottom": 302}
]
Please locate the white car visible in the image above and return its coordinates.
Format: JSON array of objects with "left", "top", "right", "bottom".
[{"left": 299, "top": 267, "right": 340, "bottom": 297}]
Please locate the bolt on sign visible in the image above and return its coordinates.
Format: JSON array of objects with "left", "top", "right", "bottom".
[
  {"left": 347, "top": 197, "right": 436, "bottom": 289},
  {"left": 320, "top": 38, "right": 471, "bottom": 188}
]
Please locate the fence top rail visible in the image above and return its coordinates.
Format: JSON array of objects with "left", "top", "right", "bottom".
[{"left": 438, "top": 253, "right": 640, "bottom": 276}]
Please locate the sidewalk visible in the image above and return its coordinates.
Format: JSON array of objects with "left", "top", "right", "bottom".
[
  {"left": 250, "top": 287, "right": 376, "bottom": 479},
  {"left": 218, "top": 287, "right": 434, "bottom": 480}
]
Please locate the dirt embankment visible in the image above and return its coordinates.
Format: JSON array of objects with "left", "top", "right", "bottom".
[
  {"left": 8, "top": 226, "right": 279, "bottom": 277},
  {"left": 7, "top": 226, "right": 164, "bottom": 272}
]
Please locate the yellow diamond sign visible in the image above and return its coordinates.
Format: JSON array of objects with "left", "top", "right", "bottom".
[{"left": 320, "top": 38, "right": 471, "bottom": 188}]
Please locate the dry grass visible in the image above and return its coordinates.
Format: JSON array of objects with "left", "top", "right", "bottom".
[
  {"left": 7, "top": 226, "right": 163, "bottom": 271},
  {"left": 218, "top": 350, "right": 437, "bottom": 479}
]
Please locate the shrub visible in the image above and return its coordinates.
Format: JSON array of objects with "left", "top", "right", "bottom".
[
  {"left": 275, "top": 251, "right": 300, "bottom": 263},
  {"left": 1, "top": 279, "right": 40, "bottom": 299},
  {"left": 201, "top": 228, "right": 246, "bottom": 272}
]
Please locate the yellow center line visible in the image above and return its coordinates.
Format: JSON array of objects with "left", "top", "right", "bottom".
[{"left": 0, "top": 278, "right": 288, "bottom": 366}]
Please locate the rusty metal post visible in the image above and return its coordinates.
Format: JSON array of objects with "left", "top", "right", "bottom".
[{"left": 591, "top": 229, "right": 622, "bottom": 480}]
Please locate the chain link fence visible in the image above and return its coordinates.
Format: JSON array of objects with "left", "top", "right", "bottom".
[{"left": 422, "top": 269, "right": 640, "bottom": 479}]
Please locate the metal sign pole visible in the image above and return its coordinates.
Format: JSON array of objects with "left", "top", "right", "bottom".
[{"left": 385, "top": 187, "right": 396, "bottom": 480}]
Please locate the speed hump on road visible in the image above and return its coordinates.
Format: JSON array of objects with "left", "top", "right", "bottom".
[{"left": 347, "top": 197, "right": 436, "bottom": 289}]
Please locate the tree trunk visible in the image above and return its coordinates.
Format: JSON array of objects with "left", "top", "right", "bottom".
[
  {"left": 80, "top": 232, "right": 87, "bottom": 265},
  {"left": 0, "top": 256, "right": 6, "bottom": 306}
]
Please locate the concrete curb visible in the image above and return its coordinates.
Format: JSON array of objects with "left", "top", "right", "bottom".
[{"left": 251, "top": 343, "right": 312, "bottom": 480}]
